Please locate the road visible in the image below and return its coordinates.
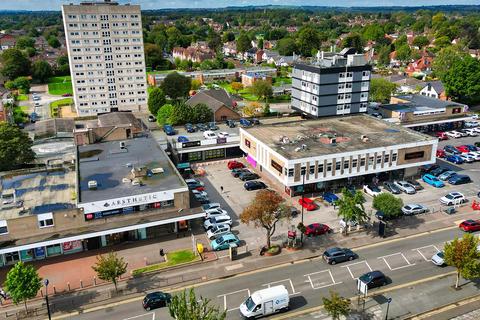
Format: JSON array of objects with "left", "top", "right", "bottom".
[{"left": 70, "top": 226, "right": 471, "bottom": 320}]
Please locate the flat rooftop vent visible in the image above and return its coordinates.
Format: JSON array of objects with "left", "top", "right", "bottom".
[{"left": 88, "top": 180, "right": 98, "bottom": 190}]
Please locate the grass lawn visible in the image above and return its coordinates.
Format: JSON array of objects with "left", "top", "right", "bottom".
[
  {"left": 13, "top": 105, "right": 29, "bottom": 123},
  {"left": 273, "top": 77, "right": 292, "bottom": 86},
  {"left": 217, "top": 82, "right": 260, "bottom": 102},
  {"left": 48, "top": 76, "right": 73, "bottom": 96},
  {"left": 147, "top": 70, "right": 175, "bottom": 75},
  {"left": 50, "top": 98, "right": 73, "bottom": 118},
  {"left": 132, "top": 249, "right": 199, "bottom": 276},
  {"left": 17, "top": 94, "right": 28, "bottom": 101}
]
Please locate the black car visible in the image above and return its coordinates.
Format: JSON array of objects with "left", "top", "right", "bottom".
[
  {"left": 383, "top": 182, "right": 401, "bottom": 194},
  {"left": 430, "top": 167, "right": 448, "bottom": 177},
  {"left": 208, "top": 122, "right": 219, "bottom": 130},
  {"left": 251, "top": 118, "right": 260, "bottom": 125},
  {"left": 475, "top": 142, "right": 480, "bottom": 148},
  {"left": 406, "top": 180, "right": 423, "bottom": 191},
  {"left": 231, "top": 168, "right": 251, "bottom": 178},
  {"left": 420, "top": 164, "right": 440, "bottom": 173},
  {"left": 195, "top": 123, "right": 208, "bottom": 131},
  {"left": 358, "top": 271, "right": 387, "bottom": 289},
  {"left": 184, "top": 123, "right": 196, "bottom": 133},
  {"left": 226, "top": 120, "right": 236, "bottom": 128},
  {"left": 142, "top": 291, "right": 171, "bottom": 311},
  {"left": 323, "top": 247, "right": 356, "bottom": 265},
  {"left": 449, "top": 174, "right": 471, "bottom": 185},
  {"left": 239, "top": 172, "right": 260, "bottom": 181},
  {"left": 244, "top": 181, "right": 267, "bottom": 191}
]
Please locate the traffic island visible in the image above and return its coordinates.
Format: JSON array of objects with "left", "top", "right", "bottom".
[{"left": 131, "top": 249, "right": 201, "bottom": 277}]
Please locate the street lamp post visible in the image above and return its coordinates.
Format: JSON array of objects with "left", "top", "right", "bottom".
[
  {"left": 385, "top": 297, "right": 392, "bottom": 320},
  {"left": 44, "top": 279, "right": 51, "bottom": 320}
]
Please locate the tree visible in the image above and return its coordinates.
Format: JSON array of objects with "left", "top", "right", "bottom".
[
  {"left": 296, "top": 26, "right": 321, "bottom": 57},
  {"left": 362, "top": 24, "right": 385, "bottom": 42},
  {"left": 251, "top": 80, "right": 273, "bottom": 101},
  {"left": 144, "top": 43, "right": 165, "bottom": 70},
  {"left": 169, "top": 102, "right": 193, "bottom": 125},
  {"left": 222, "top": 31, "right": 235, "bottom": 43},
  {"left": 191, "top": 79, "right": 202, "bottom": 90},
  {"left": 240, "top": 189, "right": 288, "bottom": 248},
  {"left": 0, "top": 123, "right": 35, "bottom": 171},
  {"left": 56, "top": 55, "right": 70, "bottom": 76},
  {"left": 263, "top": 102, "right": 270, "bottom": 116},
  {"left": 157, "top": 103, "right": 174, "bottom": 125},
  {"left": 16, "top": 36, "right": 35, "bottom": 49},
  {"left": 91, "top": 252, "right": 127, "bottom": 292},
  {"left": 377, "top": 45, "right": 391, "bottom": 66},
  {"left": 396, "top": 44, "right": 412, "bottom": 63},
  {"left": 32, "top": 60, "right": 53, "bottom": 83},
  {"left": 13, "top": 77, "right": 31, "bottom": 94},
  {"left": 191, "top": 103, "right": 214, "bottom": 123},
  {"left": 434, "top": 36, "right": 451, "bottom": 49},
  {"left": 148, "top": 87, "right": 166, "bottom": 116},
  {"left": 412, "top": 36, "right": 429, "bottom": 48},
  {"left": 372, "top": 193, "right": 403, "bottom": 219},
  {"left": 207, "top": 30, "right": 221, "bottom": 52},
  {"left": 257, "top": 38, "right": 264, "bottom": 50},
  {"left": 322, "top": 290, "right": 350, "bottom": 320},
  {"left": 433, "top": 46, "right": 468, "bottom": 80},
  {"left": 4, "top": 262, "right": 42, "bottom": 312},
  {"left": 231, "top": 82, "right": 244, "bottom": 94},
  {"left": 1, "top": 48, "right": 31, "bottom": 80},
  {"left": 47, "top": 36, "right": 61, "bottom": 49},
  {"left": 276, "top": 38, "right": 297, "bottom": 56},
  {"left": 168, "top": 288, "right": 226, "bottom": 320},
  {"left": 236, "top": 32, "right": 251, "bottom": 54},
  {"left": 335, "top": 188, "right": 367, "bottom": 235},
  {"left": 370, "top": 78, "right": 397, "bottom": 103},
  {"left": 442, "top": 55, "right": 480, "bottom": 105},
  {"left": 242, "top": 101, "right": 261, "bottom": 117},
  {"left": 342, "top": 33, "right": 364, "bottom": 53},
  {"left": 444, "top": 234, "right": 480, "bottom": 288},
  {"left": 161, "top": 72, "right": 191, "bottom": 99}
]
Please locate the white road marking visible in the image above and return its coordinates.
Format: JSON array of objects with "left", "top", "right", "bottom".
[
  {"left": 123, "top": 313, "right": 155, "bottom": 320},
  {"left": 304, "top": 270, "right": 342, "bottom": 289},
  {"left": 262, "top": 278, "right": 300, "bottom": 295},
  {"left": 341, "top": 260, "right": 373, "bottom": 279},
  {"left": 412, "top": 245, "right": 440, "bottom": 261},
  {"left": 378, "top": 252, "right": 415, "bottom": 271},
  {"left": 217, "top": 288, "right": 250, "bottom": 312}
]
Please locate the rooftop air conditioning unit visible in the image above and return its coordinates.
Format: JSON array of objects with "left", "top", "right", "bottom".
[{"left": 88, "top": 180, "right": 98, "bottom": 190}]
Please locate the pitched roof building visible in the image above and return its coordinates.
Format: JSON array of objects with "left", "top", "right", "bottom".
[{"left": 186, "top": 89, "right": 240, "bottom": 122}]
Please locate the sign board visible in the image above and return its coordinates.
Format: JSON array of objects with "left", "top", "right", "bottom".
[
  {"left": 216, "top": 137, "right": 227, "bottom": 144},
  {"left": 357, "top": 279, "right": 368, "bottom": 295},
  {"left": 182, "top": 141, "right": 201, "bottom": 148}
]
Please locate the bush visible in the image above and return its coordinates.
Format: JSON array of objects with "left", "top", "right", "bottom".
[{"left": 372, "top": 193, "right": 404, "bottom": 218}]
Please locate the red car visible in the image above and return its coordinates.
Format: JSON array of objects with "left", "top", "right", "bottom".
[
  {"left": 436, "top": 149, "right": 446, "bottom": 158},
  {"left": 227, "top": 160, "right": 245, "bottom": 170},
  {"left": 456, "top": 145, "right": 470, "bottom": 153},
  {"left": 435, "top": 132, "right": 448, "bottom": 140},
  {"left": 298, "top": 198, "right": 318, "bottom": 211},
  {"left": 194, "top": 186, "right": 205, "bottom": 191},
  {"left": 304, "top": 223, "right": 331, "bottom": 236},
  {"left": 459, "top": 219, "right": 480, "bottom": 232}
]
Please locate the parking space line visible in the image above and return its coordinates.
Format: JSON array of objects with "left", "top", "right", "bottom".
[
  {"left": 412, "top": 245, "right": 440, "bottom": 261},
  {"left": 341, "top": 260, "right": 373, "bottom": 279},
  {"left": 378, "top": 252, "right": 415, "bottom": 271},
  {"left": 262, "top": 278, "right": 300, "bottom": 295},
  {"left": 304, "top": 270, "right": 342, "bottom": 289},
  {"left": 217, "top": 288, "right": 250, "bottom": 312},
  {"left": 123, "top": 313, "right": 155, "bottom": 320}
]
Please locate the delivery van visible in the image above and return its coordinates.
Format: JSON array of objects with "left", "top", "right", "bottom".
[{"left": 239, "top": 285, "right": 289, "bottom": 318}]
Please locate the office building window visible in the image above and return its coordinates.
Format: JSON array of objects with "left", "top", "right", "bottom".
[
  {"left": 343, "top": 161, "right": 349, "bottom": 169},
  {"left": 352, "top": 159, "right": 358, "bottom": 167},
  {"left": 326, "top": 163, "right": 332, "bottom": 171},
  {"left": 392, "top": 153, "right": 398, "bottom": 162},
  {"left": 335, "top": 162, "right": 341, "bottom": 170},
  {"left": 317, "top": 164, "right": 324, "bottom": 173},
  {"left": 204, "top": 149, "right": 225, "bottom": 160},
  {"left": 0, "top": 220, "right": 8, "bottom": 235},
  {"left": 360, "top": 158, "right": 366, "bottom": 167},
  {"left": 38, "top": 213, "right": 54, "bottom": 228}
]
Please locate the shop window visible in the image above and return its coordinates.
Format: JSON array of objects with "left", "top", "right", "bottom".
[
  {"left": 360, "top": 158, "right": 366, "bottom": 167},
  {"left": 38, "top": 213, "right": 54, "bottom": 228},
  {"left": 392, "top": 153, "right": 398, "bottom": 162},
  {"left": 317, "top": 164, "right": 324, "bottom": 173},
  {"left": 405, "top": 151, "right": 425, "bottom": 160},
  {"left": 188, "top": 151, "right": 202, "bottom": 162},
  {"left": 335, "top": 162, "right": 341, "bottom": 170},
  {"left": 46, "top": 244, "right": 62, "bottom": 256},
  {"left": 326, "top": 163, "right": 332, "bottom": 171},
  {"left": 352, "top": 159, "right": 358, "bottom": 167},
  {"left": 204, "top": 149, "right": 225, "bottom": 160},
  {"left": 0, "top": 220, "right": 8, "bottom": 235},
  {"left": 4, "top": 252, "right": 19, "bottom": 264}
]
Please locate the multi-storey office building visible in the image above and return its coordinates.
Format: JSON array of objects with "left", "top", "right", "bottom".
[
  {"left": 291, "top": 49, "right": 372, "bottom": 117},
  {"left": 62, "top": 1, "right": 147, "bottom": 116}
]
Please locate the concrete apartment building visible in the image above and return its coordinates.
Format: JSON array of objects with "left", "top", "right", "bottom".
[
  {"left": 62, "top": 0, "right": 147, "bottom": 116},
  {"left": 291, "top": 48, "right": 371, "bottom": 117},
  {"left": 239, "top": 115, "right": 437, "bottom": 196}
]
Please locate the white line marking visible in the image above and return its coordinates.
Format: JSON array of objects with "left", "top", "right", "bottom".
[
  {"left": 262, "top": 278, "right": 300, "bottom": 295},
  {"left": 217, "top": 288, "right": 250, "bottom": 312},
  {"left": 412, "top": 245, "right": 440, "bottom": 261},
  {"left": 304, "top": 270, "right": 342, "bottom": 289},
  {"left": 123, "top": 313, "right": 154, "bottom": 320},
  {"left": 341, "top": 260, "right": 373, "bottom": 279},
  {"left": 378, "top": 252, "right": 415, "bottom": 271}
]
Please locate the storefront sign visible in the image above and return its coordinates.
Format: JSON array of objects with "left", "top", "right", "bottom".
[
  {"left": 182, "top": 141, "right": 201, "bottom": 148},
  {"left": 62, "top": 240, "right": 83, "bottom": 253},
  {"left": 216, "top": 137, "right": 227, "bottom": 144},
  {"left": 20, "top": 249, "right": 34, "bottom": 261},
  {"left": 35, "top": 247, "right": 46, "bottom": 259}
]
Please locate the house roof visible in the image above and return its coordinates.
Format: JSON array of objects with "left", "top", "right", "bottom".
[
  {"left": 422, "top": 81, "right": 444, "bottom": 94},
  {"left": 394, "top": 94, "right": 465, "bottom": 109},
  {"left": 186, "top": 89, "right": 236, "bottom": 113}
]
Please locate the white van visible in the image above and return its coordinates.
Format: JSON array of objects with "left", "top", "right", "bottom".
[{"left": 239, "top": 285, "right": 289, "bottom": 318}]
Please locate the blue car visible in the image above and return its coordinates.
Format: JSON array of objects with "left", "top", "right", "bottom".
[
  {"left": 177, "top": 136, "right": 189, "bottom": 143},
  {"left": 422, "top": 174, "right": 445, "bottom": 188},
  {"left": 446, "top": 155, "right": 464, "bottom": 164},
  {"left": 239, "top": 118, "right": 251, "bottom": 127},
  {"left": 163, "top": 124, "right": 175, "bottom": 136},
  {"left": 465, "top": 144, "right": 478, "bottom": 152},
  {"left": 211, "top": 233, "right": 240, "bottom": 251},
  {"left": 448, "top": 174, "right": 471, "bottom": 185},
  {"left": 323, "top": 192, "right": 339, "bottom": 204},
  {"left": 444, "top": 145, "right": 460, "bottom": 155}
]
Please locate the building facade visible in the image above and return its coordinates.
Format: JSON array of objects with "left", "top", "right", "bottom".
[
  {"left": 62, "top": 1, "right": 147, "bottom": 116},
  {"left": 291, "top": 50, "right": 371, "bottom": 118}
]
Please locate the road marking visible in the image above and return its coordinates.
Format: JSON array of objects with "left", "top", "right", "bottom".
[
  {"left": 378, "top": 252, "right": 415, "bottom": 271},
  {"left": 262, "top": 278, "right": 300, "bottom": 295},
  {"left": 412, "top": 245, "right": 440, "bottom": 261},
  {"left": 341, "top": 260, "right": 373, "bottom": 279},
  {"left": 304, "top": 270, "right": 342, "bottom": 289},
  {"left": 217, "top": 288, "right": 250, "bottom": 312},
  {"left": 123, "top": 313, "right": 155, "bottom": 320}
]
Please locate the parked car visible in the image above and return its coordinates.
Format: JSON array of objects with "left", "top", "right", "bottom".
[
  {"left": 465, "top": 144, "right": 478, "bottom": 152},
  {"left": 475, "top": 142, "right": 480, "bottom": 148},
  {"left": 460, "top": 128, "right": 478, "bottom": 137},
  {"left": 231, "top": 168, "right": 250, "bottom": 178},
  {"left": 363, "top": 184, "right": 382, "bottom": 197},
  {"left": 142, "top": 292, "right": 171, "bottom": 311},
  {"left": 438, "top": 171, "right": 457, "bottom": 181},
  {"left": 448, "top": 174, "right": 471, "bottom": 185},
  {"left": 456, "top": 145, "right": 471, "bottom": 153},
  {"left": 218, "top": 132, "right": 230, "bottom": 138},
  {"left": 203, "top": 215, "right": 232, "bottom": 230},
  {"left": 298, "top": 198, "right": 318, "bottom": 211},
  {"left": 322, "top": 192, "right": 339, "bottom": 204},
  {"left": 464, "top": 121, "right": 479, "bottom": 128},
  {"left": 358, "top": 271, "right": 388, "bottom": 289},
  {"left": 211, "top": 233, "right": 240, "bottom": 251},
  {"left": 227, "top": 160, "right": 244, "bottom": 170},
  {"left": 435, "top": 132, "right": 448, "bottom": 140},
  {"left": 192, "top": 189, "right": 208, "bottom": 198},
  {"left": 251, "top": 118, "right": 261, "bottom": 125},
  {"left": 148, "top": 115, "right": 156, "bottom": 122},
  {"left": 185, "top": 179, "right": 204, "bottom": 189},
  {"left": 163, "top": 124, "right": 175, "bottom": 136},
  {"left": 401, "top": 204, "right": 429, "bottom": 215},
  {"left": 431, "top": 251, "right": 445, "bottom": 266},
  {"left": 445, "top": 131, "right": 462, "bottom": 139},
  {"left": 208, "top": 122, "right": 219, "bottom": 131},
  {"left": 202, "top": 203, "right": 221, "bottom": 211},
  {"left": 440, "top": 192, "right": 466, "bottom": 205},
  {"left": 206, "top": 224, "right": 231, "bottom": 240},
  {"left": 184, "top": 123, "right": 196, "bottom": 133},
  {"left": 467, "top": 152, "right": 480, "bottom": 161},
  {"left": 244, "top": 181, "right": 267, "bottom": 191},
  {"left": 460, "top": 154, "right": 475, "bottom": 163},
  {"left": 436, "top": 149, "right": 446, "bottom": 158},
  {"left": 459, "top": 219, "right": 480, "bottom": 232},
  {"left": 323, "top": 248, "right": 356, "bottom": 265},
  {"left": 383, "top": 182, "right": 401, "bottom": 194},
  {"left": 226, "top": 120, "right": 236, "bottom": 128},
  {"left": 430, "top": 167, "right": 448, "bottom": 177},
  {"left": 193, "top": 194, "right": 209, "bottom": 204},
  {"left": 394, "top": 181, "right": 416, "bottom": 194},
  {"left": 239, "top": 172, "right": 260, "bottom": 181},
  {"left": 406, "top": 180, "right": 423, "bottom": 191},
  {"left": 443, "top": 145, "right": 460, "bottom": 155},
  {"left": 239, "top": 118, "right": 251, "bottom": 127},
  {"left": 196, "top": 123, "right": 208, "bottom": 131},
  {"left": 203, "top": 130, "right": 217, "bottom": 139},
  {"left": 422, "top": 174, "right": 445, "bottom": 188},
  {"left": 375, "top": 210, "right": 398, "bottom": 221},
  {"left": 205, "top": 208, "right": 228, "bottom": 220},
  {"left": 304, "top": 223, "right": 331, "bottom": 236},
  {"left": 445, "top": 154, "right": 464, "bottom": 164},
  {"left": 177, "top": 136, "right": 189, "bottom": 143}
]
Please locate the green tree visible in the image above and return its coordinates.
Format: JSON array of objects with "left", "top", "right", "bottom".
[
  {"left": 372, "top": 193, "right": 403, "bottom": 219},
  {"left": 342, "top": 33, "right": 364, "bottom": 53},
  {"left": 442, "top": 55, "right": 480, "bottom": 104},
  {"left": 377, "top": 45, "right": 391, "bottom": 66},
  {"left": 222, "top": 32, "right": 235, "bottom": 43},
  {"left": 433, "top": 46, "right": 467, "bottom": 80},
  {"left": 444, "top": 234, "right": 480, "bottom": 288},
  {"left": 161, "top": 72, "right": 191, "bottom": 99},
  {"left": 91, "top": 252, "right": 127, "bottom": 292},
  {"left": 56, "top": 55, "right": 70, "bottom": 76},
  {"left": 24, "top": 47, "right": 36, "bottom": 58},
  {"left": 144, "top": 43, "right": 165, "bottom": 70},
  {"left": 207, "top": 30, "right": 221, "bottom": 52},
  {"left": 396, "top": 44, "right": 412, "bottom": 63},
  {"left": 236, "top": 32, "right": 251, "bottom": 54},
  {"left": 1, "top": 48, "right": 31, "bottom": 80},
  {"left": 362, "top": 24, "right": 385, "bottom": 42},
  {"left": 168, "top": 288, "right": 226, "bottom": 320},
  {"left": 148, "top": 87, "right": 166, "bottom": 116},
  {"left": 251, "top": 79, "right": 273, "bottom": 101},
  {"left": 13, "top": 77, "right": 31, "bottom": 94},
  {"left": 231, "top": 81, "right": 244, "bottom": 94},
  {"left": 276, "top": 38, "right": 297, "bottom": 56},
  {"left": 47, "top": 36, "right": 61, "bottom": 49},
  {"left": 412, "top": 35, "right": 430, "bottom": 48},
  {"left": 0, "top": 122, "right": 35, "bottom": 171},
  {"left": 191, "top": 79, "right": 202, "bottom": 90},
  {"left": 32, "top": 60, "right": 53, "bottom": 83},
  {"left": 322, "top": 290, "right": 350, "bottom": 320},
  {"left": 370, "top": 78, "right": 397, "bottom": 103},
  {"left": 157, "top": 103, "right": 174, "bottom": 125},
  {"left": 394, "top": 35, "right": 408, "bottom": 49},
  {"left": 257, "top": 38, "right": 264, "bottom": 50},
  {"left": 4, "top": 262, "right": 42, "bottom": 312},
  {"left": 15, "top": 36, "right": 35, "bottom": 49},
  {"left": 169, "top": 102, "right": 193, "bottom": 125},
  {"left": 296, "top": 26, "right": 321, "bottom": 57},
  {"left": 335, "top": 188, "right": 367, "bottom": 235},
  {"left": 434, "top": 36, "right": 451, "bottom": 49},
  {"left": 191, "top": 103, "right": 214, "bottom": 123},
  {"left": 263, "top": 102, "right": 270, "bottom": 116}
]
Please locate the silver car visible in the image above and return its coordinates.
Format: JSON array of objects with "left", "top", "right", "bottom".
[
  {"left": 431, "top": 251, "right": 445, "bottom": 266},
  {"left": 394, "top": 181, "right": 416, "bottom": 194},
  {"left": 206, "top": 224, "right": 231, "bottom": 240},
  {"left": 401, "top": 204, "right": 428, "bottom": 215}
]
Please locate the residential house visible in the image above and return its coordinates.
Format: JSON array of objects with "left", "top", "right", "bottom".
[
  {"left": 389, "top": 51, "right": 400, "bottom": 67},
  {"left": 172, "top": 43, "right": 215, "bottom": 63},
  {"left": 262, "top": 50, "right": 280, "bottom": 63},
  {"left": 254, "top": 49, "right": 264, "bottom": 64},
  {"left": 263, "top": 40, "right": 276, "bottom": 50},
  {"left": 241, "top": 72, "right": 272, "bottom": 87},
  {"left": 419, "top": 81, "right": 447, "bottom": 101},
  {"left": 242, "top": 47, "right": 259, "bottom": 61},
  {"left": 406, "top": 55, "right": 434, "bottom": 77},
  {"left": 185, "top": 89, "right": 240, "bottom": 122},
  {"left": 0, "top": 34, "right": 15, "bottom": 51},
  {"left": 222, "top": 41, "right": 237, "bottom": 57}
]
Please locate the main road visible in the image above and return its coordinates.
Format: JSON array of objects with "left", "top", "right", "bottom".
[{"left": 67, "top": 225, "right": 471, "bottom": 320}]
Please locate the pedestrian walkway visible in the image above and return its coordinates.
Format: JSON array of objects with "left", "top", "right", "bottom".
[{"left": 451, "top": 309, "right": 480, "bottom": 320}]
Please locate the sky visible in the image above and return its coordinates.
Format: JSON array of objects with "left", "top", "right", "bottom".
[{"left": 0, "top": 0, "right": 478, "bottom": 11}]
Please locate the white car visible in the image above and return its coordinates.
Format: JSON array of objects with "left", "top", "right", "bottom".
[
  {"left": 472, "top": 127, "right": 480, "bottom": 133},
  {"left": 445, "top": 131, "right": 462, "bottom": 138},
  {"left": 460, "top": 154, "right": 475, "bottom": 163},
  {"left": 192, "top": 189, "right": 208, "bottom": 198},
  {"left": 431, "top": 251, "right": 445, "bottom": 266},
  {"left": 394, "top": 181, "right": 416, "bottom": 194},
  {"left": 203, "top": 130, "right": 217, "bottom": 139},
  {"left": 206, "top": 224, "right": 231, "bottom": 240},
  {"left": 202, "top": 203, "right": 221, "bottom": 211},
  {"left": 464, "top": 121, "right": 479, "bottom": 128},
  {"left": 461, "top": 129, "right": 478, "bottom": 137},
  {"left": 401, "top": 204, "right": 428, "bottom": 215},
  {"left": 468, "top": 152, "right": 480, "bottom": 160},
  {"left": 363, "top": 184, "right": 382, "bottom": 197},
  {"left": 205, "top": 208, "right": 228, "bottom": 219},
  {"left": 203, "top": 215, "right": 232, "bottom": 230},
  {"left": 218, "top": 132, "right": 230, "bottom": 138},
  {"left": 440, "top": 192, "right": 466, "bottom": 206}
]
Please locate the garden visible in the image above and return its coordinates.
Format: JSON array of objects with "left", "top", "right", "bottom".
[
  {"left": 50, "top": 98, "right": 73, "bottom": 118},
  {"left": 132, "top": 249, "right": 200, "bottom": 276},
  {"left": 47, "top": 76, "right": 73, "bottom": 96}
]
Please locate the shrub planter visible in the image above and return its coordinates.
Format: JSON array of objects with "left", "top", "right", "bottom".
[{"left": 264, "top": 245, "right": 281, "bottom": 256}]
